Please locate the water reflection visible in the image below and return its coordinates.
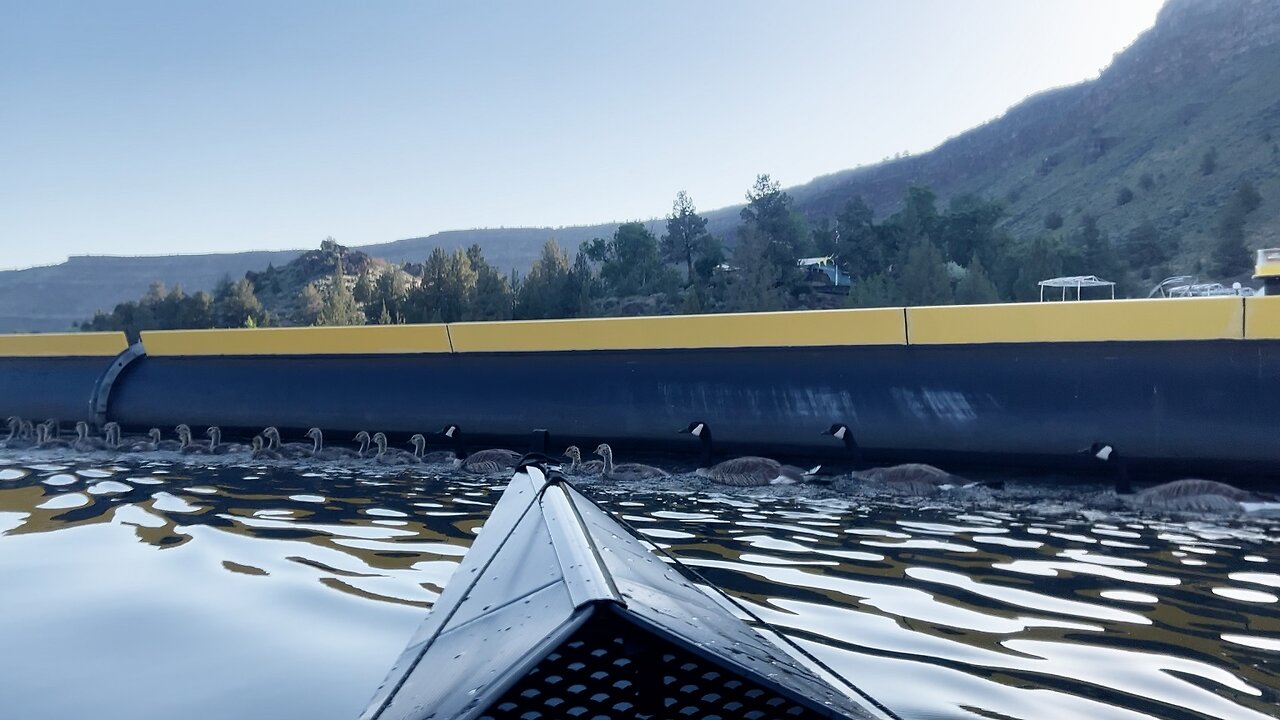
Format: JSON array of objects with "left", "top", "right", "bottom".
[{"left": 0, "top": 453, "right": 1277, "bottom": 720}]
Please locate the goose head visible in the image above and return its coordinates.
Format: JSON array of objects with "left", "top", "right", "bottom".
[
  {"left": 43, "top": 419, "right": 60, "bottom": 438},
  {"left": 305, "top": 427, "right": 323, "bottom": 441},
  {"left": 149, "top": 427, "right": 162, "bottom": 443},
  {"left": 593, "top": 443, "right": 612, "bottom": 459},
  {"left": 409, "top": 434, "right": 426, "bottom": 455},
  {"left": 5, "top": 416, "right": 20, "bottom": 434},
  {"left": 1086, "top": 442, "right": 1116, "bottom": 463},
  {"left": 373, "top": 432, "right": 389, "bottom": 453},
  {"left": 354, "top": 430, "right": 371, "bottom": 443},
  {"left": 564, "top": 445, "right": 582, "bottom": 463},
  {"left": 75, "top": 421, "right": 90, "bottom": 439},
  {"left": 175, "top": 424, "right": 193, "bottom": 446},
  {"left": 679, "top": 421, "right": 708, "bottom": 438},
  {"left": 822, "top": 422, "right": 853, "bottom": 443},
  {"left": 103, "top": 422, "right": 120, "bottom": 446},
  {"left": 251, "top": 436, "right": 265, "bottom": 451},
  {"left": 207, "top": 426, "right": 222, "bottom": 441},
  {"left": 262, "top": 426, "right": 281, "bottom": 442},
  {"left": 679, "top": 421, "right": 714, "bottom": 463},
  {"left": 1083, "top": 442, "right": 1130, "bottom": 494}
]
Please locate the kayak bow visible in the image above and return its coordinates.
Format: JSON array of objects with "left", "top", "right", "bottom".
[{"left": 361, "top": 462, "right": 883, "bottom": 720}]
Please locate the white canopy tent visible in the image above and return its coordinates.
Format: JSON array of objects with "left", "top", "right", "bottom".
[{"left": 1038, "top": 275, "right": 1116, "bottom": 301}]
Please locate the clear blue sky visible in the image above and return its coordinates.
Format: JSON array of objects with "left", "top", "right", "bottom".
[{"left": 0, "top": 0, "right": 1163, "bottom": 270}]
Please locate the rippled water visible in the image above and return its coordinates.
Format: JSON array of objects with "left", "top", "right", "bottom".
[{"left": 0, "top": 452, "right": 1277, "bottom": 720}]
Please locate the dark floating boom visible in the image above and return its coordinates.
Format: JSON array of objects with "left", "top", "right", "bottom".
[{"left": 360, "top": 462, "right": 886, "bottom": 720}]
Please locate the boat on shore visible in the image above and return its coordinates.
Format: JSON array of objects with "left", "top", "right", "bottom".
[{"left": 360, "top": 459, "right": 889, "bottom": 720}]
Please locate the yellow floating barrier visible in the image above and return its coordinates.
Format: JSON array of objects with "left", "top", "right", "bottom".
[
  {"left": 141, "top": 324, "right": 453, "bottom": 356},
  {"left": 1245, "top": 296, "right": 1280, "bottom": 339},
  {"left": 446, "top": 308, "right": 907, "bottom": 353},
  {"left": 907, "top": 297, "right": 1245, "bottom": 345},
  {"left": 0, "top": 332, "right": 128, "bottom": 357}
]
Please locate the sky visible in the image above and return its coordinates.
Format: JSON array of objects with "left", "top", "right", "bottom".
[{"left": 0, "top": 0, "right": 1164, "bottom": 270}]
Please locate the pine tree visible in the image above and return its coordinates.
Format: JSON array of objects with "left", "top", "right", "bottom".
[
  {"left": 954, "top": 257, "right": 1001, "bottom": 305},
  {"left": 726, "top": 228, "right": 784, "bottom": 312},
  {"left": 847, "top": 272, "right": 895, "bottom": 308},
  {"left": 315, "top": 266, "right": 365, "bottom": 326},
  {"left": 898, "top": 236, "right": 952, "bottom": 306},
  {"left": 1212, "top": 181, "right": 1263, "bottom": 276},
  {"left": 661, "top": 191, "right": 712, "bottom": 282}
]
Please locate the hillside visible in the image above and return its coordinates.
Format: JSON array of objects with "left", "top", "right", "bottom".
[
  {"left": 0, "top": 223, "right": 650, "bottom": 333},
  {"left": 788, "top": 0, "right": 1280, "bottom": 273},
  {"left": 2, "top": 0, "right": 1279, "bottom": 332}
]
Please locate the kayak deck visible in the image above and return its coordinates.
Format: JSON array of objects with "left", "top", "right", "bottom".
[{"left": 361, "top": 463, "right": 883, "bottom": 720}]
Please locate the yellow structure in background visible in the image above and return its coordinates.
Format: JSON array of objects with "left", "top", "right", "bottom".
[
  {"left": 446, "top": 308, "right": 907, "bottom": 353},
  {"left": 1254, "top": 248, "right": 1280, "bottom": 280},
  {"left": 907, "top": 297, "right": 1245, "bottom": 344},
  {"left": 0, "top": 332, "right": 128, "bottom": 357},
  {"left": 1245, "top": 296, "right": 1280, "bottom": 339},
  {"left": 142, "top": 324, "right": 452, "bottom": 356}
]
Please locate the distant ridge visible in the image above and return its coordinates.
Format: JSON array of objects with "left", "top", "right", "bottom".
[{"left": 3, "top": 0, "right": 1279, "bottom": 332}]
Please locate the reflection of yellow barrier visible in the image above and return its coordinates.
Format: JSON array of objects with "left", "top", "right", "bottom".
[
  {"left": 0, "top": 332, "right": 128, "bottom": 357},
  {"left": 907, "top": 297, "right": 1245, "bottom": 345},
  {"left": 142, "top": 325, "right": 452, "bottom": 356},
  {"left": 1245, "top": 296, "right": 1280, "bottom": 339},
  {"left": 447, "top": 308, "right": 907, "bottom": 352}
]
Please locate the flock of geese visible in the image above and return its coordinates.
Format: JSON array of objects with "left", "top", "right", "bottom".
[{"left": 0, "top": 415, "right": 1275, "bottom": 513}]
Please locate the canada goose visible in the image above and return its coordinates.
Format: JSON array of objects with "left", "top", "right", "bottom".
[
  {"left": 206, "top": 426, "right": 248, "bottom": 455},
  {"left": 822, "top": 423, "right": 976, "bottom": 494},
  {"left": 305, "top": 427, "right": 358, "bottom": 460},
  {"left": 147, "top": 427, "right": 181, "bottom": 452},
  {"left": 101, "top": 422, "right": 122, "bottom": 451},
  {"left": 1, "top": 417, "right": 33, "bottom": 449},
  {"left": 409, "top": 434, "right": 460, "bottom": 465},
  {"left": 354, "top": 431, "right": 373, "bottom": 459},
  {"left": 441, "top": 425, "right": 520, "bottom": 475},
  {"left": 35, "top": 423, "right": 71, "bottom": 450},
  {"left": 174, "top": 424, "right": 209, "bottom": 455},
  {"left": 250, "top": 436, "right": 285, "bottom": 461},
  {"left": 40, "top": 419, "right": 69, "bottom": 449},
  {"left": 593, "top": 443, "right": 669, "bottom": 481},
  {"left": 262, "top": 427, "right": 311, "bottom": 458},
  {"left": 372, "top": 432, "right": 419, "bottom": 465},
  {"left": 1, "top": 417, "right": 20, "bottom": 447},
  {"left": 679, "top": 421, "right": 818, "bottom": 487},
  {"left": 563, "top": 445, "right": 604, "bottom": 476},
  {"left": 72, "top": 421, "right": 107, "bottom": 452},
  {"left": 1087, "top": 442, "right": 1278, "bottom": 512}
]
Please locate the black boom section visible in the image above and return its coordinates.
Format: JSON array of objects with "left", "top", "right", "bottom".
[
  {"left": 0, "top": 356, "right": 110, "bottom": 422},
  {"left": 104, "top": 340, "right": 1280, "bottom": 472}
]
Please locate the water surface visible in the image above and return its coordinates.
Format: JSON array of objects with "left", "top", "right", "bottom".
[{"left": 0, "top": 453, "right": 1277, "bottom": 720}]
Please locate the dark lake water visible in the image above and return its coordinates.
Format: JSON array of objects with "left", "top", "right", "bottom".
[{"left": 0, "top": 451, "right": 1277, "bottom": 720}]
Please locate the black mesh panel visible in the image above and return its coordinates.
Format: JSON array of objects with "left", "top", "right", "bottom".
[{"left": 478, "top": 608, "right": 831, "bottom": 720}]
